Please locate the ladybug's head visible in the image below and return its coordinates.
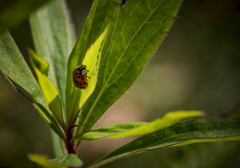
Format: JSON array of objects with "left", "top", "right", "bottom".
[{"left": 76, "top": 65, "right": 87, "bottom": 75}]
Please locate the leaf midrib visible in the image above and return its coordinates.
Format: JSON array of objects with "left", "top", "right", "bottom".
[{"left": 79, "top": 0, "right": 165, "bottom": 133}]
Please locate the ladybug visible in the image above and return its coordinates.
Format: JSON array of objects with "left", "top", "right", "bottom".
[{"left": 73, "top": 65, "right": 89, "bottom": 89}]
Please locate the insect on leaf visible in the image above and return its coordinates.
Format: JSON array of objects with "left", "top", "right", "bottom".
[
  {"left": 77, "top": 0, "right": 183, "bottom": 135},
  {"left": 65, "top": 0, "right": 121, "bottom": 127},
  {"left": 68, "top": 27, "right": 109, "bottom": 127}
]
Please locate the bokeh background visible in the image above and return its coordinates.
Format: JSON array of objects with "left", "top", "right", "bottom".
[{"left": 0, "top": 0, "right": 240, "bottom": 167}]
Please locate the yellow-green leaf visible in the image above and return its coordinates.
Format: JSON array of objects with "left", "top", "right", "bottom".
[
  {"left": 110, "top": 111, "right": 204, "bottom": 138},
  {"left": 90, "top": 118, "right": 240, "bottom": 168},
  {"left": 28, "top": 49, "right": 65, "bottom": 130},
  {"left": 74, "top": 111, "right": 204, "bottom": 140},
  {"left": 67, "top": 27, "right": 109, "bottom": 127},
  {"left": 28, "top": 153, "right": 82, "bottom": 168}
]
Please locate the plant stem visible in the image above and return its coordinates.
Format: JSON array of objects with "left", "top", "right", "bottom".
[{"left": 66, "top": 127, "right": 76, "bottom": 154}]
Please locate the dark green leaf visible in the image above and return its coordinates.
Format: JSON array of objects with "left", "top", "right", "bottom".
[
  {"left": 77, "top": 0, "right": 183, "bottom": 135},
  {"left": 0, "top": 0, "right": 50, "bottom": 33},
  {"left": 90, "top": 118, "right": 240, "bottom": 168},
  {"left": 0, "top": 31, "right": 64, "bottom": 139},
  {"left": 158, "top": 142, "right": 240, "bottom": 168},
  {"left": 157, "top": 102, "right": 240, "bottom": 168},
  {"left": 30, "top": 0, "right": 75, "bottom": 113}
]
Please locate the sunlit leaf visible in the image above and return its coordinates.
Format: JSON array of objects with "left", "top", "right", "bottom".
[
  {"left": 110, "top": 111, "right": 204, "bottom": 138},
  {"left": 65, "top": 0, "right": 121, "bottom": 127},
  {"left": 74, "top": 122, "right": 146, "bottom": 140},
  {"left": 77, "top": 0, "right": 183, "bottom": 136},
  {"left": 74, "top": 111, "right": 204, "bottom": 140},
  {"left": 28, "top": 153, "right": 82, "bottom": 168},
  {"left": 28, "top": 49, "right": 65, "bottom": 130},
  {"left": 90, "top": 118, "right": 240, "bottom": 168},
  {"left": 68, "top": 27, "right": 109, "bottom": 127}
]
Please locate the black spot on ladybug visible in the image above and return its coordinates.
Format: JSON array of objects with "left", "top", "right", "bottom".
[{"left": 84, "top": 82, "right": 87, "bottom": 84}]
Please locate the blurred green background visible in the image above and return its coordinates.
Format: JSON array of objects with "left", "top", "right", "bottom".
[{"left": 0, "top": 0, "right": 240, "bottom": 167}]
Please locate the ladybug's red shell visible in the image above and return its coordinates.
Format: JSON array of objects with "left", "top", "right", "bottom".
[{"left": 73, "top": 65, "right": 89, "bottom": 89}]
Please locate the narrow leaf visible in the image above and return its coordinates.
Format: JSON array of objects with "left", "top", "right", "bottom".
[
  {"left": 78, "top": 0, "right": 183, "bottom": 135},
  {"left": 158, "top": 102, "right": 240, "bottom": 168},
  {"left": 65, "top": 0, "right": 121, "bottom": 127},
  {"left": 110, "top": 111, "right": 204, "bottom": 138},
  {"left": 74, "top": 122, "right": 147, "bottom": 140},
  {"left": 68, "top": 27, "right": 109, "bottom": 127},
  {"left": 74, "top": 111, "right": 204, "bottom": 140},
  {"left": 0, "top": 0, "right": 50, "bottom": 33},
  {"left": 90, "top": 118, "right": 240, "bottom": 168},
  {"left": 158, "top": 142, "right": 240, "bottom": 168},
  {"left": 30, "top": 0, "right": 75, "bottom": 113},
  {"left": 28, "top": 49, "right": 65, "bottom": 130},
  {"left": 28, "top": 153, "right": 82, "bottom": 168},
  {"left": 0, "top": 31, "right": 64, "bottom": 139}
]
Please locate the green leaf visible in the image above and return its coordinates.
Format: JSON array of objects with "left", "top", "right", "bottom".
[
  {"left": 0, "top": 31, "right": 64, "bottom": 139},
  {"left": 90, "top": 118, "right": 240, "bottom": 168},
  {"left": 77, "top": 0, "right": 183, "bottom": 135},
  {"left": 67, "top": 27, "right": 109, "bottom": 127},
  {"left": 74, "top": 111, "right": 204, "bottom": 140},
  {"left": 110, "top": 111, "right": 204, "bottom": 138},
  {"left": 158, "top": 142, "right": 240, "bottom": 168},
  {"left": 30, "top": 0, "right": 75, "bottom": 114},
  {"left": 28, "top": 49, "right": 66, "bottom": 130},
  {"left": 157, "top": 102, "right": 240, "bottom": 168},
  {"left": 74, "top": 122, "right": 147, "bottom": 140},
  {"left": 0, "top": 0, "right": 50, "bottom": 33},
  {"left": 65, "top": 0, "right": 121, "bottom": 127},
  {"left": 28, "top": 153, "right": 82, "bottom": 168}
]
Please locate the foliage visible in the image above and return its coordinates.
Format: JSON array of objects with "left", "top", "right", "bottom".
[{"left": 0, "top": 0, "right": 240, "bottom": 167}]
